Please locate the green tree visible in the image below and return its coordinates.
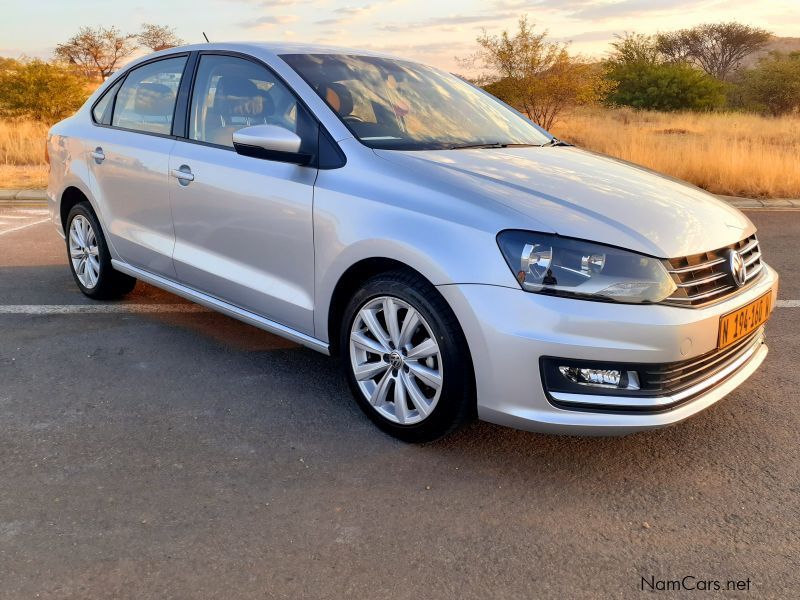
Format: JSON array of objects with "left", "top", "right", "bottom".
[
  {"left": 471, "top": 16, "right": 612, "bottom": 129},
  {"left": 605, "top": 61, "right": 726, "bottom": 111},
  {"left": 0, "top": 60, "right": 89, "bottom": 122},
  {"left": 606, "top": 32, "right": 661, "bottom": 67},
  {"left": 737, "top": 52, "right": 800, "bottom": 116}
]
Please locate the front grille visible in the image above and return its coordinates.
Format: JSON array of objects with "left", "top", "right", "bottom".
[
  {"left": 663, "top": 234, "right": 763, "bottom": 307},
  {"left": 640, "top": 327, "right": 764, "bottom": 396}
]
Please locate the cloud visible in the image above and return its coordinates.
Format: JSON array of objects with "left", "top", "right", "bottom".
[
  {"left": 380, "top": 11, "right": 518, "bottom": 32},
  {"left": 567, "top": 0, "right": 713, "bottom": 21},
  {"left": 239, "top": 14, "right": 298, "bottom": 28},
  {"left": 314, "top": 4, "right": 375, "bottom": 26}
]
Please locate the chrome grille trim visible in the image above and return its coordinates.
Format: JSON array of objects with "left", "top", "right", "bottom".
[{"left": 662, "top": 234, "right": 764, "bottom": 307}]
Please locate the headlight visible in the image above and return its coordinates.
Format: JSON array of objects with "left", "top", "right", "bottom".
[{"left": 497, "top": 230, "right": 677, "bottom": 304}]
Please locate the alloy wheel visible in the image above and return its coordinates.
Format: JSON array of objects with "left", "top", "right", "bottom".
[
  {"left": 349, "top": 296, "right": 443, "bottom": 425},
  {"left": 69, "top": 215, "right": 100, "bottom": 289}
]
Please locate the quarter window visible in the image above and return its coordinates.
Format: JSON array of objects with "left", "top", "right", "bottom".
[
  {"left": 111, "top": 56, "right": 187, "bottom": 135},
  {"left": 92, "top": 79, "right": 122, "bottom": 125},
  {"left": 189, "top": 54, "right": 313, "bottom": 149}
]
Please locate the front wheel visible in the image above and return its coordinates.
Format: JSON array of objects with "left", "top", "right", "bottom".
[
  {"left": 66, "top": 202, "right": 136, "bottom": 299},
  {"left": 340, "top": 271, "right": 474, "bottom": 442}
]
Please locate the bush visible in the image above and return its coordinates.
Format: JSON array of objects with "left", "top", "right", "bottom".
[
  {"left": 0, "top": 60, "right": 89, "bottom": 122},
  {"left": 606, "top": 62, "right": 726, "bottom": 111},
  {"left": 736, "top": 52, "right": 800, "bottom": 116}
]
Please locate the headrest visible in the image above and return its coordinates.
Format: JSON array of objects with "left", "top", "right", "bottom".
[
  {"left": 133, "top": 82, "right": 175, "bottom": 117},
  {"left": 322, "top": 82, "right": 354, "bottom": 117},
  {"left": 215, "top": 76, "right": 274, "bottom": 117},
  {"left": 217, "top": 76, "right": 259, "bottom": 98}
]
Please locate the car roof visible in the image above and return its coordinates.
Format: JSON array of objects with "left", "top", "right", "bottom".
[{"left": 145, "top": 41, "right": 406, "bottom": 61}]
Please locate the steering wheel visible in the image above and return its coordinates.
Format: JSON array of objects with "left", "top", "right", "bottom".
[{"left": 343, "top": 115, "right": 365, "bottom": 124}]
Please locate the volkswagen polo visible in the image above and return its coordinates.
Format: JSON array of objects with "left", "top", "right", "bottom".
[{"left": 46, "top": 43, "right": 779, "bottom": 441}]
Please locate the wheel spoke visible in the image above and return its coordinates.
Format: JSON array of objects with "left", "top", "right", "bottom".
[
  {"left": 401, "top": 371, "right": 431, "bottom": 417},
  {"left": 361, "top": 308, "right": 392, "bottom": 349},
  {"left": 398, "top": 308, "right": 419, "bottom": 347},
  {"left": 351, "top": 331, "right": 388, "bottom": 355},
  {"left": 69, "top": 228, "right": 82, "bottom": 248},
  {"left": 70, "top": 248, "right": 84, "bottom": 259},
  {"left": 369, "top": 370, "right": 393, "bottom": 406},
  {"left": 354, "top": 359, "right": 390, "bottom": 381},
  {"left": 406, "top": 338, "right": 438, "bottom": 360},
  {"left": 393, "top": 374, "right": 408, "bottom": 424},
  {"left": 79, "top": 217, "right": 89, "bottom": 246},
  {"left": 407, "top": 361, "right": 442, "bottom": 390},
  {"left": 88, "top": 245, "right": 99, "bottom": 257},
  {"left": 383, "top": 298, "right": 401, "bottom": 345}
]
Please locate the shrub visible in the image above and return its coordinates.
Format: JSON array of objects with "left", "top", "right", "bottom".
[
  {"left": 736, "top": 52, "right": 800, "bottom": 116},
  {"left": 0, "top": 60, "right": 89, "bottom": 122},
  {"left": 605, "top": 62, "right": 726, "bottom": 111}
]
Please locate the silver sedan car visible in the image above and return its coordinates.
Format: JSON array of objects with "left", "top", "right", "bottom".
[{"left": 47, "top": 43, "right": 779, "bottom": 441}]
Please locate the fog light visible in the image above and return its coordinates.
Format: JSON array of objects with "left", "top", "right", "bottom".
[{"left": 558, "top": 366, "right": 640, "bottom": 390}]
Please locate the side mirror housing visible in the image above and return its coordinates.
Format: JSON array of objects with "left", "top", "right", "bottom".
[{"left": 232, "top": 125, "right": 312, "bottom": 166}]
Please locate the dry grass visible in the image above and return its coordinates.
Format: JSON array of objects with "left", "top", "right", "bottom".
[
  {"left": 551, "top": 108, "right": 800, "bottom": 198},
  {"left": 1, "top": 110, "right": 800, "bottom": 197},
  {"left": 0, "top": 120, "right": 49, "bottom": 189}
]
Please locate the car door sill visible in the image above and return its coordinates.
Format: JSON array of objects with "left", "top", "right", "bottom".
[{"left": 111, "top": 259, "right": 329, "bottom": 355}]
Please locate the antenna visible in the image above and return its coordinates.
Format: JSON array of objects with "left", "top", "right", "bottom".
[{"left": 202, "top": 32, "right": 210, "bottom": 43}]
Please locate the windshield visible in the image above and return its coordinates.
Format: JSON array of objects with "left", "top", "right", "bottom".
[{"left": 280, "top": 53, "right": 552, "bottom": 151}]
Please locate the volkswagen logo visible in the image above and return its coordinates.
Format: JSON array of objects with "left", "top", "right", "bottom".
[{"left": 728, "top": 249, "right": 747, "bottom": 287}]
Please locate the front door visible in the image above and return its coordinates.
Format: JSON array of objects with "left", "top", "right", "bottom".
[{"left": 169, "top": 53, "right": 318, "bottom": 335}]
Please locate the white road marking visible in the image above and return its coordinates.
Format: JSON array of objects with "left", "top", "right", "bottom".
[
  {"left": 0, "top": 218, "right": 51, "bottom": 237},
  {"left": 777, "top": 300, "right": 800, "bottom": 308},
  {"left": 0, "top": 304, "right": 211, "bottom": 314}
]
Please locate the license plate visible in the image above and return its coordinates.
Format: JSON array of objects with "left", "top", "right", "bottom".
[{"left": 718, "top": 291, "right": 772, "bottom": 349}]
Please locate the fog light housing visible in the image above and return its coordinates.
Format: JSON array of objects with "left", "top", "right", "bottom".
[{"left": 557, "top": 366, "right": 640, "bottom": 390}]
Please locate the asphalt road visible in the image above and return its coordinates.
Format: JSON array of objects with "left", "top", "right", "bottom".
[{"left": 1, "top": 208, "right": 798, "bottom": 599}]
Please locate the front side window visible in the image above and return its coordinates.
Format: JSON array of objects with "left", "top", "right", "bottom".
[
  {"left": 189, "top": 54, "right": 314, "bottom": 150},
  {"left": 111, "top": 56, "right": 187, "bottom": 135},
  {"left": 281, "top": 53, "right": 551, "bottom": 151}
]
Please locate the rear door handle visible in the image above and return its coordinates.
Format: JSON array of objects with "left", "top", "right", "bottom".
[
  {"left": 90, "top": 147, "right": 105, "bottom": 163},
  {"left": 170, "top": 166, "right": 194, "bottom": 185}
]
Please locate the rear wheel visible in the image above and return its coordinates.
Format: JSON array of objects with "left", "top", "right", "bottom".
[
  {"left": 66, "top": 202, "right": 136, "bottom": 299},
  {"left": 340, "top": 271, "right": 474, "bottom": 442}
]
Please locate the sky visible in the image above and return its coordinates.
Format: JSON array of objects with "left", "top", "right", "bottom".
[{"left": 2, "top": 0, "right": 799, "bottom": 73}]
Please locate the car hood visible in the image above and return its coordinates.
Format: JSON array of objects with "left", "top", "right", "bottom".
[{"left": 374, "top": 146, "right": 754, "bottom": 258}]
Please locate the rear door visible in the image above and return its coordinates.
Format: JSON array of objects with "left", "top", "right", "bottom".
[
  {"left": 86, "top": 55, "right": 189, "bottom": 277},
  {"left": 168, "top": 53, "right": 318, "bottom": 334}
]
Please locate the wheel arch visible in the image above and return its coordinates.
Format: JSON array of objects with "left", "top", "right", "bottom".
[{"left": 60, "top": 186, "right": 92, "bottom": 233}]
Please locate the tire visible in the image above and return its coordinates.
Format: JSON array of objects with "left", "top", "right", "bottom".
[
  {"left": 340, "top": 270, "right": 475, "bottom": 442},
  {"left": 65, "top": 202, "right": 136, "bottom": 300}
]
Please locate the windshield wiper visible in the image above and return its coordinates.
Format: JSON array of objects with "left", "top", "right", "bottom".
[
  {"left": 540, "top": 137, "right": 571, "bottom": 147},
  {"left": 449, "top": 142, "right": 538, "bottom": 150}
]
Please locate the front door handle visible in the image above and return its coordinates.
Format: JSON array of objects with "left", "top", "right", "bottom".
[
  {"left": 170, "top": 165, "right": 194, "bottom": 185},
  {"left": 90, "top": 147, "right": 105, "bottom": 164}
]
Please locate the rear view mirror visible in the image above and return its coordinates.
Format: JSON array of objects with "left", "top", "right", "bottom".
[{"left": 232, "top": 125, "right": 311, "bottom": 165}]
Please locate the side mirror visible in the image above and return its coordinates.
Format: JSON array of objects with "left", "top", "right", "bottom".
[{"left": 232, "top": 125, "right": 312, "bottom": 166}]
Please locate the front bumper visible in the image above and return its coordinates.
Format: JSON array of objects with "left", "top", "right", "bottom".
[{"left": 437, "top": 263, "right": 778, "bottom": 435}]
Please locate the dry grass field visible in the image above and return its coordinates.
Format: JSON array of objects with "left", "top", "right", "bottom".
[
  {"left": 552, "top": 108, "right": 800, "bottom": 199},
  {"left": 1, "top": 109, "right": 799, "bottom": 197},
  {"left": 0, "top": 120, "right": 49, "bottom": 189}
]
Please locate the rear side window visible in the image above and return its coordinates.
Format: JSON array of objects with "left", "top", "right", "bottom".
[{"left": 112, "top": 56, "right": 187, "bottom": 135}]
